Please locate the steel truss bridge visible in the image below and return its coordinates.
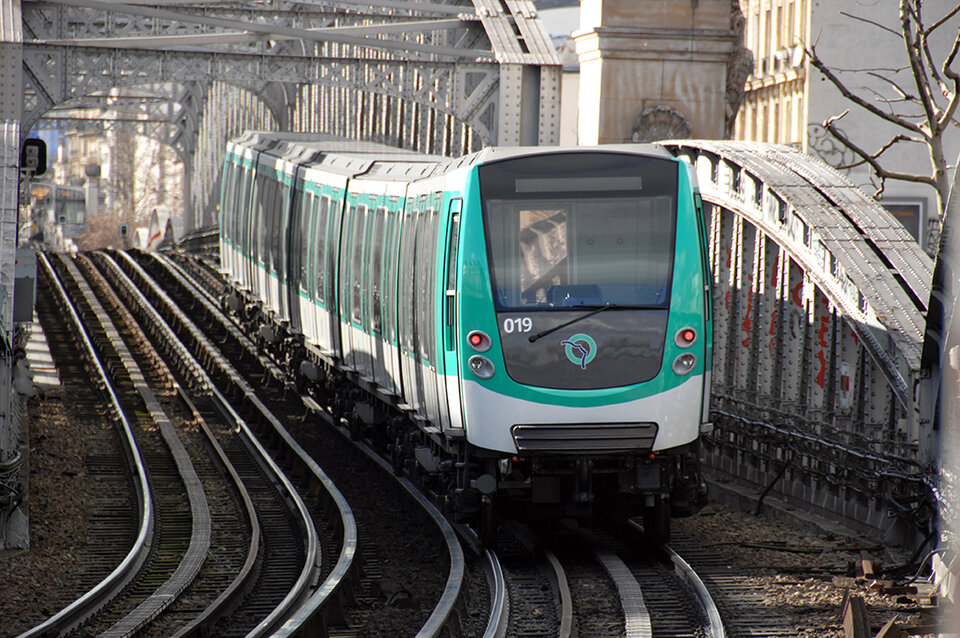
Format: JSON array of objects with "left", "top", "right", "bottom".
[{"left": 0, "top": 0, "right": 944, "bottom": 551}]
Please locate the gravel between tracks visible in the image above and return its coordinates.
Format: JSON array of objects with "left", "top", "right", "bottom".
[{"left": 0, "top": 390, "right": 936, "bottom": 637}]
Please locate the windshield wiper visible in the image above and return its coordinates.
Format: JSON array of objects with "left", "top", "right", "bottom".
[{"left": 528, "top": 304, "right": 618, "bottom": 343}]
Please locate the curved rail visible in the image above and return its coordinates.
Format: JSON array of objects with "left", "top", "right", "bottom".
[
  {"left": 69, "top": 254, "right": 212, "bottom": 636},
  {"left": 481, "top": 549, "right": 508, "bottom": 638},
  {"left": 17, "top": 254, "right": 153, "bottom": 638},
  {"left": 663, "top": 546, "right": 725, "bottom": 638},
  {"left": 111, "top": 249, "right": 359, "bottom": 636},
  {"left": 299, "top": 394, "right": 467, "bottom": 638},
  {"left": 91, "top": 251, "right": 263, "bottom": 637}
]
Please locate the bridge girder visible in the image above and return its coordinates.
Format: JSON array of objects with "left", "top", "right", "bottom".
[
  {"left": 19, "top": 0, "right": 561, "bottom": 229},
  {"left": 667, "top": 140, "right": 936, "bottom": 545}
]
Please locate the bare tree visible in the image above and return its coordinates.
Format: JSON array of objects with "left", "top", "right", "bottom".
[{"left": 805, "top": 0, "right": 960, "bottom": 221}]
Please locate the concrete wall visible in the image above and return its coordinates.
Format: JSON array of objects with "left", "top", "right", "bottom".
[{"left": 574, "top": 0, "right": 740, "bottom": 144}]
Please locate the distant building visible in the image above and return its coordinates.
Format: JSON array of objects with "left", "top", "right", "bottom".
[{"left": 735, "top": 0, "right": 960, "bottom": 251}]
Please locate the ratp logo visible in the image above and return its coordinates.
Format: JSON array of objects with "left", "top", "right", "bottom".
[{"left": 561, "top": 334, "right": 597, "bottom": 369}]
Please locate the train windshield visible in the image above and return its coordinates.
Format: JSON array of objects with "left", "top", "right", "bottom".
[{"left": 478, "top": 152, "right": 678, "bottom": 311}]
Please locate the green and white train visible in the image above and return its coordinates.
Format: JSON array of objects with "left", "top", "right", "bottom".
[{"left": 219, "top": 132, "right": 712, "bottom": 543}]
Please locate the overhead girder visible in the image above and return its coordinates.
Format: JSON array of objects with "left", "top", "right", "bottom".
[
  {"left": 37, "top": 82, "right": 207, "bottom": 163},
  {"left": 666, "top": 140, "right": 936, "bottom": 543}
]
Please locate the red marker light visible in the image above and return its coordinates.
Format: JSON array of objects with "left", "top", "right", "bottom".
[
  {"left": 467, "top": 330, "right": 491, "bottom": 352},
  {"left": 675, "top": 328, "right": 697, "bottom": 347}
]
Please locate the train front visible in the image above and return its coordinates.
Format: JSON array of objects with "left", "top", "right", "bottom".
[{"left": 456, "top": 148, "right": 711, "bottom": 535}]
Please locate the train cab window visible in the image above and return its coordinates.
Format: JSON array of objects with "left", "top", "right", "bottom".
[{"left": 478, "top": 153, "right": 678, "bottom": 311}]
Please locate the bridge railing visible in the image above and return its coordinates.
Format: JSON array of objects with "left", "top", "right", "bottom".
[{"left": 665, "top": 140, "right": 937, "bottom": 547}]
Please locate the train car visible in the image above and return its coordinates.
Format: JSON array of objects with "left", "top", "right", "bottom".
[{"left": 219, "top": 133, "right": 712, "bottom": 544}]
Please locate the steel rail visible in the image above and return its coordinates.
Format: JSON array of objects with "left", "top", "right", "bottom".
[
  {"left": 166, "top": 249, "right": 468, "bottom": 636},
  {"left": 663, "top": 546, "right": 725, "bottom": 638},
  {"left": 111, "top": 251, "right": 322, "bottom": 635},
  {"left": 587, "top": 537, "right": 653, "bottom": 638},
  {"left": 68, "top": 254, "right": 212, "bottom": 637},
  {"left": 92, "top": 251, "right": 264, "bottom": 638},
  {"left": 299, "top": 394, "right": 467, "bottom": 638},
  {"left": 17, "top": 254, "right": 154, "bottom": 638},
  {"left": 113, "top": 249, "right": 359, "bottom": 636},
  {"left": 481, "top": 548, "right": 509, "bottom": 638}
]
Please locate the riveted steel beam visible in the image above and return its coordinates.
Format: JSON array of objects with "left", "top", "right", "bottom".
[{"left": 666, "top": 140, "right": 936, "bottom": 546}]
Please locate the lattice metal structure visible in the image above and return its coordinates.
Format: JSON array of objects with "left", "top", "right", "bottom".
[
  {"left": 668, "top": 140, "right": 937, "bottom": 545},
  {"left": 19, "top": 0, "right": 562, "bottom": 229}
]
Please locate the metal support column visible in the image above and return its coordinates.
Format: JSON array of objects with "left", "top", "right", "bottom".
[{"left": 1, "top": 0, "right": 27, "bottom": 549}]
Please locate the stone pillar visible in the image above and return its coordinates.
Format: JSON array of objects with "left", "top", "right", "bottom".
[{"left": 574, "top": 0, "right": 745, "bottom": 145}]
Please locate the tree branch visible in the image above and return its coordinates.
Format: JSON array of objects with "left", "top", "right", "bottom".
[
  {"left": 839, "top": 11, "right": 902, "bottom": 38},
  {"left": 807, "top": 44, "right": 924, "bottom": 134},
  {"left": 823, "top": 118, "right": 938, "bottom": 187},
  {"left": 936, "top": 27, "right": 960, "bottom": 133},
  {"left": 901, "top": 0, "right": 942, "bottom": 133},
  {"left": 925, "top": 4, "right": 960, "bottom": 37}
]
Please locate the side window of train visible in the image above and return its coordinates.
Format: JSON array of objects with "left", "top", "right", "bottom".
[
  {"left": 385, "top": 203, "right": 400, "bottom": 344},
  {"left": 317, "top": 195, "right": 329, "bottom": 304},
  {"left": 277, "top": 181, "right": 290, "bottom": 275},
  {"left": 250, "top": 172, "right": 261, "bottom": 264},
  {"left": 445, "top": 199, "right": 462, "bottom": 329},
  {"left": 221, "top": 162, "right": 234, "bottom": 239},
  {"left": 371, "top": 206, "right": 386, "bottom": 335},
  {"left": 415, "top": 197, "right": 431, "bottom": 362},
  {"left": 351, "top": 205, "right": 367, "bottom": 325},
  {"left": 299, "top": 191, "right": 312, "bottom": 292},
  {"left": 400, "top": 200, "right": 419, "bottom": 353},
  {"left": 237, "top": 165, "right": 249, "bottom": 256},
  {"left": 324, "top": 194, "right": 337, "bottom": 307}
]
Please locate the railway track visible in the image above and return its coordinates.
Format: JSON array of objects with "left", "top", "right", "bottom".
[
  {"left": 18, "top": 251, "right": 358, "bottom": 637},
  {"left": 113, "top": 249, "right": 470, "bottom": 636},
  {"left": 29, "top": 247, "right": 773, "bottom": 637}
]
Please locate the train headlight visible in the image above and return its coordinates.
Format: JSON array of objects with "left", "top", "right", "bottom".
[
  {"left": 467, "top": 330, "right": 491, "bottom": 352},
  {"left": 468, "top": 355, "right": 496, "bottom": 379},
  {"left": 675, "top": 327, "right": 697, "bottom": 347},
  {"left": 672, "top": 352, "right": 697, "bottom": 376}
]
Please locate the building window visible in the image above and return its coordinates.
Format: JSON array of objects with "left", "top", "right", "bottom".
[{"left": 881, "top": 199, "right": 925, "bottom": 242}]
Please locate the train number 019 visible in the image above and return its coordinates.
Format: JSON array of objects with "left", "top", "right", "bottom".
[{"left": 502, "top": 317, "right": 533, "bottom": 333}]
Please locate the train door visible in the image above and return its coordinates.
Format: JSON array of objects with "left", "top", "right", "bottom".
[
  {"left": 399, "top": 196, "right": 424, "bottom": 415},
  {"left": 354, "top": 200, "right": 375, "bottom": 382},
  {"left": 420, "top": 195, "right": 443, "bottom": 428},
  {"left": 382, "top": 202, "right": 403, "bottom": 396},
  {"left": 324, "top": 190, "right": 343, "bottom": 358},
  {"left": 439, "top": 197, "right": 464, "bottom": 431},
  {"left": 277, "top": 172, "right": 292, "bottom": 324},
  {"left": 287, "top": 174, "right": 306, "bottom": 336},
  {"left": 368, "top": 204, "right": 390, "bottom": 393},
  {"left": 340, "top": 196, "right": 370, "bottom": 372}
]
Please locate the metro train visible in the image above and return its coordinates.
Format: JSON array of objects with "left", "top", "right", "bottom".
[{"left": 218, "top": 132, "right": 712, "bottom": 544}]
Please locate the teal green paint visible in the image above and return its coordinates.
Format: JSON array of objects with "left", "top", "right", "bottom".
[{"left": 454, "top": 158, "right": 711, "bottom": 409}]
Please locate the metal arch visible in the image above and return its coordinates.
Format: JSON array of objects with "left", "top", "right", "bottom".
[
  {"left": 667, "top": 140, "right": 930, "bottom": 405},
  {"left": 664, "top": 140, "right": 936, "bottom": 543},
  {"left": 36, "top": 82, "right": 207, "bottom": 164}
]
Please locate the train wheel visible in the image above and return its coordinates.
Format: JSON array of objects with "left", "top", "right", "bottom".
[{"left": 642, "top": 497, "right": 671, "bottom": 546}]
